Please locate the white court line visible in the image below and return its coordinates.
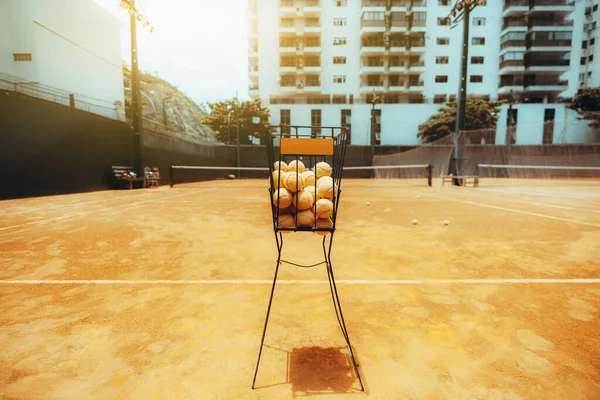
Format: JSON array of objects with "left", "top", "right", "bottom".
[
  {"left": 471, "top": 187, "right": 588, "bottom": 200},
  {"left": 0, "top": 191, "right": 192, "bottom": 234},
  {"left": 457, "top": 200, "right": 600, "bottom": 228},
  {"left": 1, "top": 279, "right": 599, "bottom": 285}
]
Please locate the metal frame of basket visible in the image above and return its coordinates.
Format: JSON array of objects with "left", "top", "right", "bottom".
[{"left": 252, "top": 125, "right": 364, "bottom": 392}]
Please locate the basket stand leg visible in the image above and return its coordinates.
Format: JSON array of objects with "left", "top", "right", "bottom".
[
  {"left": 322, "top": 235, "right": 364, "bottom": 392},
  {"left": 252, "top": 231, "right": 283, "bottom": 389}
]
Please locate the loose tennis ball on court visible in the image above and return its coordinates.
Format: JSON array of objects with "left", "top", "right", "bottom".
[
  {"left": 283, "top": 172, "right": 305, "bottom": 193},
  {"left": 273, "top": 187, "right": 293, "bottom": 209},
  {"left": 296, "top": 210, "right": 315, "bottom": 227},
  {"left": 417, "top": 195, "right": 420, "bottom": 199},
  {"left": 274, "top": 161, "right": 288, "bottom": 173},
  {"left": 314, "top": 161, "right": 332, "bottom": 179},
  {"left": 272, "top": 170, "right": 286, "bottom": 188},
  {"left": 278, "top": 214, "right": 295, "bottom": 233},
  {"left": 316, "top": 176, "right": 334, "bottom": 200},
  {"left": 444, "top": 220, "right": 450, "bottom": 226},
  {"left": 287, "top": 159, "right": 305, "bottom": 174},
  {"left": 367, "top": 201, "right": 371, "bottom": 206},
  {"left": 315, "top": 198, "right": 334, "bottom": 219},
  {"left": 315, "top": 217, "right": 333, "bottom": 236},
  {"left": 301, "top": 170, "right": 316, "bottom": 187},
  {"left": 412, "top": 219, "right": 419, "bottom": 225},
  {"left": 293, "top": 189, "right": 315, "bottom": 211},
  {"left": 227, "top": 174, "right": 236, "bottom": 180}
]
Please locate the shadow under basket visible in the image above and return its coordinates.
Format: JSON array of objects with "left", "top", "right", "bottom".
[{"left": 252, "top": 125, "right": 364, "bottom": 392}]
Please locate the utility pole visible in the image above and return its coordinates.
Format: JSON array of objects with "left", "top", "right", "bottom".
[
  {"left": 130, "top": 10, "right": 143, "bottom": 176},
  {"left": 370, "top": 91, "right": 379, "bottom": 178},
  {"left": 235, "top": 92, "right": 241, "bottom": 179}
]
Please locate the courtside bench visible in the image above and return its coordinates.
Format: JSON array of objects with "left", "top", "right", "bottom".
[
  {"left": 110, "top": 166, "right": 145, "bottom": 190},
  {"left": 441, "top": 175, "right": 479, "bottom": 187}
]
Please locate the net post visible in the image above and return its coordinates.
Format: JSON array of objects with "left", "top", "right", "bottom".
[
  {"left": 169, "top": 166, "right": 174, "bottom": 188},
  {"left": 427, "top": 164, "right": 432, "bottom": 187}
]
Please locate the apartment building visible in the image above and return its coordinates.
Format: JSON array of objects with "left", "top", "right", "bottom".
[{"left": 248, "top": 0, "right": 598, "bottom": 145}]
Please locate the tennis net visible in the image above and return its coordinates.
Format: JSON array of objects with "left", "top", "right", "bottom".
[{"left": 168, "top": 164, "right": 433, "bottom": 188}]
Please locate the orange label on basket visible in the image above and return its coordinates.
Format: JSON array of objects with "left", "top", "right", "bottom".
[{"left": 280, "top": 138, "right": 334, "bottom": 156}]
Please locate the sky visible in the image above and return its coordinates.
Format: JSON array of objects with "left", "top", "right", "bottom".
[{"left": 94, "top": 0, "right": 249, "bottom": 104}]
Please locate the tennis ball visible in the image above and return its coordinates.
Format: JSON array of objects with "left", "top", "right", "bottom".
[
  {"left": 287, "top": 160, "right": 305, "bottom": 174},
  {"left": 293, "top": 189, "right": 315, "bottom": 211},
  {"left": 278, "top": 214, "right": 295, "bottom": 233},
  {"left": 273, "top": 188, "right": 292, "bottom": 209},
  {"left": 303, "top": 185, "right": 317, "bottom": 201},
  {"left": 412, "top": 219, "right": 419, "bottom": 225},
  {"left": 315, "top": 198, "right": 334, "bottom": 219},
  {"left": 274, "top": 161, "right": 288, "bottom": 173},
  {"left": 272, "top": 170, "right": 286, "bottom": 189},
  {"left": 314, "top": 161, "right": 332, "bottom": 179},
  {"left": 366, "top": 201, "right": 370, "bottom": 206},
  {"left": 283, "top": 172, "right": 305, "bottom": 193},
  {"left": 444, "top": 220, "right": 450, "bottom": 226},
  {"left": 315, "top": 217, "right": 333, "bottom": 236},
  {"left": 296, "top": 210, "right": 315, "bottom": 227},
  {"left": 301, "top": 170, "right": 316, "bottom": 187},
  {"left": 316, "top": 176, "right": 334, "bottom": 200}
]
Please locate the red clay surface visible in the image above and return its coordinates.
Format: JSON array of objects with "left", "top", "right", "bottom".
[{"left": 1, "top": 178, "right": 599, "bottom": 399}]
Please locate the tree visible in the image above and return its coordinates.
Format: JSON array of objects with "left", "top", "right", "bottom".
[
  {"left": 417, "top": 97, "right": 501, "bottom": 143},
  {"left": 570, "top": 88, "right": 600, "bottom": 129},
  {"left": 202, "top": 98, "right": 272, "bottom": 144}
]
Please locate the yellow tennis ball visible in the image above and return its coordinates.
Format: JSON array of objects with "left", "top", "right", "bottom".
[
  {"left": 296, "top": 210, "right": 315, "bottom": 227},
  {"left": 315, "top": 217, "right": 333, "bottom": 236},
  {"left": 293, "top": 189, "right": 315, "bottom": 211},
  {"left": 274, "top": 161, "right": 288, "bottom": 173},
  {"left": 287, "top": 160, "right": 305, "bottom": 174},
  {"left": 273, "top": 188, "right": 292, "bottom": 209},
  {"left": 301, "top": 170, "right": 316, "bottom": 187},
  {"left": 316, "top": 176, "right": 334, "bottom": 200},
  {"left": 278, "top": 214, "right": 295, "bottom": 233},
  {"left": 314, "top": 161, "right": 332, "bottom": 179},
  {"left": 303, "top": 185, "right": 317, "bottom": 201},
  {"left": 315, "top": 198, "right": 334, "bottom": 219},
  {"left": 272, "top": 170, "right": 286, "bottom": 188},
  {"left": 284, "top": 171, "right": 305, "bottom": 193}
]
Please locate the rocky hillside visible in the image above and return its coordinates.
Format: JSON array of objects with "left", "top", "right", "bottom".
[{"left": 123, "top": 65, "right": 218, "bottom": 145}]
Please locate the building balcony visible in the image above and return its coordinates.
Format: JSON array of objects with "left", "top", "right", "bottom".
[
  {"left": 409, "top": 22, "right": 427, "bottom": 32},
  {"left": 390, "top": 1, "right": 408, "bottom": 12},
  {"left": 279, "top": 65, "right": 296, "bottom": 72},
  {"left": 303, "top": 46, "right": 321, "bottom": 53},
  {"left": 279, "top": 25, "right": 296, "bottom": 33},
  {"left": 526, "top": 59, "right": 570, "bottom": 72},
  {"left": 280, "top": 46, "right": 296, "bottom": 53},
  {"left": 388, "top": 84, "right": 408, "bottom": 92},
  {"left": 527, "top": 41, "right": 572, "bottom": 52},
  {"left": 389, "top": 45, "right": 407, "bottom": 53},
  {"left": 304, "top": 65, "right": 321, "bottom": 73},
  {"left": 529, "top": 0, "right": 575, "bottom": 15},
  {"left": 524, "top": 80, "right": 568, "bottom": 92},
  {"left": 389, "top": 65, "right": 406, "bottom": 73},
  {"left": 501, "top": 21, "right": 527, "bottom": 35},
  {"left": 360, "top": 46, "right": 385, "bottom": 55},
  {"left": 502, "top": 0, "right": 528, "bottom": 17},
  {"left": 248, "top": 49, "right": 259, "bottom": 58},
  {"left": 407, "top": 63, "right": 425, "bottom": 73},
  {"left": 500, "top": 42, "right": 526, "bottom": 55},
  {"left": 361, "top": 0, "right": 386, "bottom": 13},
  {"left": 248, "top": 70, "right": 259, "bottom": 77},
  {"left": 280, "top": 84, "right": 298, "bottom": 92},
  {"left": 304, "top": 84, "right": 321, "bottom": 92},
  {"left": 411, "top": 0, "right": 427, "bottom": 11},
  {"left": 390, "top": 23, "right": 407, "bottom": 33},
  {"left": 529, "top": 19, "right": 574, "bottom": 31},
  {"left": 499, "top": 60, "right": 525, "bottom": 74},
  {"left": 407, "top": 81, "right": 424, "bottom": 91},
  {"left": 407, "top": 43, "right": 426, "bottom": 52},
  {"left": 360, "top": 21, "right": 386, "bottom": 34},
  {"left": 360, "top": 65, "right": 385, "bottom": 74},
  {"left": 498, "top": 85, "right": 524, "bottom": 94},
  {"left": 360, "top": 84, "right": 384, "bottom": 93},
  {"left": 249, "top": 88, "right": 260, "bottom": 97},
  {"left": 304, "top": 25, "right": 321, "bottom": 33}
]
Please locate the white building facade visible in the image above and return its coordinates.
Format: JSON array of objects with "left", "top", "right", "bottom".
[
  {"left": 248, "top": 0, "right": 599, "bottom": 145},
  {"left": 0, "top": 0, "right": 125, "bottom": 120}
]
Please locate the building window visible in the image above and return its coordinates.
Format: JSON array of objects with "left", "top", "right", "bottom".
[
  {"left": 506, "top": 109, "right": 517, "bottom": 145},
  {"left": 584, "top": 24, "right": 589, "bottom": 33},
  {"left": 470, "top": 75, "right": 483, "bottom": 83},
  {"left": 436, "top": 56, "right": 449, "bottom": 64},
  {"left": 433, "top": 94, "right": 447, "bottom": 104},
  {"left": 589, "top": 71, "right": 593, "bottom": 77},
  {"left": 471, "top": 56, "right": 484, "bottom": 64},
  {"left": 437, "top": 37, "right": 450, "bottom": 45},
  {"left": 438, "top": 0, "right": 450, "bottom": 5},
  {"left": 333, "top": 95, "right": 346, "bottom": 104},
  {"left": 333, "top": 75, "right": 346, "bottom": 83},
  {"left": 311, "top": 109, "right": 321, "bottom": 138},
  {"left": 333, "top": 56, "right": 346, "bottom": 64},
  {"left": 581, "top": 57, "right": 587, "bottom": 65},
  {"left": 349, "top": 94, "right": 353, "bottom": 104},
  {"left": 334, "top": 0, "right": 347, "bottom": 6},
  {"left": 590, "top": 55, "right": 595, "bottom": 62},
  {"left": 13, "top": 53, "right": 32, "bottom": 62},
  {"left": 437, "top": 17, "right": 450, "bottom": 26},
  {"left": 582, "top": 40, "right": 588, "bottom": 49},
  {"left": 472, "top": 37, "right": 485, "bottom": 45},
  {"left": 280, "top": 109, "right": 291, "bottom": 137},
  {"left": 333, "top": 18, "right": 347, "bottom": 26},
  {"left": 435, "top": 75, "right": 448, "bottom": 83},
  {"left": 473, "top": 17, "right": 486, "bottom": 26},
  {"left": 593, "top": 22, "right": 597, "bottom": 30},
  {"left": 594, "top": 4, "right": 598, "bottom": 11},
  {"left": 341, "top": 109, "right": 351, "bottom": 143},
  {"left": 591, "top": 38, "right": 596, "bottom": 45},
  {"left": 333, "top": 37, "right": 347, "bottom": 45},
  {"left": 373, "top": 109, "right": 381, "bottom": 145},
  {"left": 579, "top": 72, "right": 585, "bottom": 81}
]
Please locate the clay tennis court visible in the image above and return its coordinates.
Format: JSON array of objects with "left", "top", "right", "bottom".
[{"left": 1, "top": 178, "right": 599, "bottom": 399}]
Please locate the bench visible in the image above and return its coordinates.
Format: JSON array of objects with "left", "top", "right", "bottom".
[
  {"left": 110, "top": 166, "right": 145, "bottom": 190},
  {"left": 441, "top": 175, "right": 479, "bottom": 187},
  {"left": 144, "top": 167, "right": 160, "bottom": 188}
]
